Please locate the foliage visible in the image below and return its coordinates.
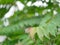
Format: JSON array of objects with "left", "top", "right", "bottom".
[{"left": 0, "top": 0, "right": 60, "bottom": 45}]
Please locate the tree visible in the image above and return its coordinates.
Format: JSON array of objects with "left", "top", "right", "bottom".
[{"left": 0, "top": 0, "right": 60, "bottom": 45}]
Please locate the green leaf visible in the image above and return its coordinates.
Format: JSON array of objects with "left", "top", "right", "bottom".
[
  {"left": 47, "top": 22, "right": 57, "bottom": 37},
  {"left": 36, "top": 27, "right": 44, "bottom": 41},
  {"left": 52, "top": 14, "right": 60, "bottom": 27},
  {"left": 0, "top": 0, "right": 14, "bottom": 4},
  {"left": 0, "top": 8, "right": 8, "bottom": 18}
]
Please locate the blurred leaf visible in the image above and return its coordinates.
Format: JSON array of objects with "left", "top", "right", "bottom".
[
  {"left": 36, "top": 27, "right": 44, "bottom": 41},
  {"left": 0, "top": 8, "right": 8, "bottom": 18},
  {"left": 27, "top": 27, "right": 36, "bottom": 39},
  {"left": 0, "top": 0, "right": 14, "bottom": 4}
]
